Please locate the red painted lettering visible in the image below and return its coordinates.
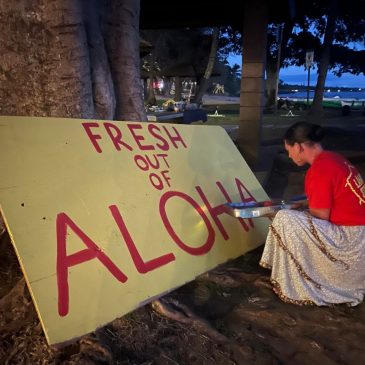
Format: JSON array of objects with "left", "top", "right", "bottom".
[
  {"left": 161, "top": 170, "right": 171, "bottom": 187},
  {"left": 157, "top": 154, "right": 170, "bottom": 168},
  {"left": 56, "top": 212, "right": 128, "bottom": 317},
  {"left": 149, "top": 172, "right": 164, "bottom": 190},
  {"left": 235, "top": 178, "right": 256, "bottom": 202},
  {"left": 104, "top": 122, "right": 133, "bottom": 151},
  {"left": 134, "top": 154, "right": 170, "bottom": 173},
  {"left": 148, "top": 170, "right": 171, "bottom": 190},
  {"left": 148, "top": 124, "right": 169, "bottom": 151},
  {"left": 145, "top": 154, "right": 160, "bottom": 169},
  {"left": 110, "top": 205, "right": 175, "bottom": 273},
  {"left": 82, "top": 122, "right": 102, "bottom": 153},
  {"left": 195, "top": 184, "right": 229, "bottom": 239},
  {"left": 128, "top": 123, "right": 155, "bottom": 150},
  {"left": 162, "top": 126, "right": 187, "bottom": 149},
  {"left": 159, "top": 191, "right": 215, "bottom": 255},
  {"left": 215, "top": 181, "right": 253, "bottom": 232},
  {"left": 134, "top": 155, "right": 149, "bottom": 171}
]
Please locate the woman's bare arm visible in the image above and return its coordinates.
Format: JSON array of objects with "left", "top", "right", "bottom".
[{"left": 309, "top": 208, "right": 330, "bottom": 220}]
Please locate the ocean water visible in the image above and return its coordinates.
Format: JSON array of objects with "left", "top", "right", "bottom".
[
  {"left": 279, "top": 69, "right": 365, "bottom": 88},
  {"left": 278, "top": 91, "right": 365, "bottom": 100}
]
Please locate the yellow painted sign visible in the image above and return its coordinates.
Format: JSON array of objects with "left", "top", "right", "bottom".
[{"left": 0, "top": 116, "right": 270, "bottom": 345}]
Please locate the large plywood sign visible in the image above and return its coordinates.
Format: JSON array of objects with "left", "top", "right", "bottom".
[{"left": 0, "top": 116, "right": 270, "bottom": 345}]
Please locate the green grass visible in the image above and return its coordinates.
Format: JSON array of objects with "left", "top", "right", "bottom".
[
  {"left": 153, "top": 99, "right": 364, "bottom": 128},
  {"left": 198, "top": 103, "right": 365, "bottom": 128},
  {"left": 201, "top": 103, "right": 240, "bottom": 125}
]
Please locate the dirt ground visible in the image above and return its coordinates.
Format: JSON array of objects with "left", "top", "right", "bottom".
[{"left": 1, "top": 109, "right": 365, "bottom": 365}]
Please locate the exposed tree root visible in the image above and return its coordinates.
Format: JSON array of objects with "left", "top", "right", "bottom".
[
  {"left": 152, "top": 297, "right": 253, "bottom": 361},
  {"left": 75, "top": 336, "right": 115, "bottom": 365}
]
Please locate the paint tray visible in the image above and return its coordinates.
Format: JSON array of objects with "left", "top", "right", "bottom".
[{"left": 224, "top": 195, "right": 306, "bottom": 219}]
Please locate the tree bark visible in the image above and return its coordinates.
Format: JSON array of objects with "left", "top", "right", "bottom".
[
  {"left": 193, "top": 27, "right": 219, "bottom": 106},
  {"left": 0, "top": 0, "right": 94, "bottom": 118},
  {"left": 174, "top": 76, "right": 182, "bottom": 101},
  {"left": 265, "top": 22, "right": 294, "bottom": 112},
  {"left": 265, "top": 60, "right": 280, "bottom": 111},
  {"left": 145, "top": 53, "right": 156, "bottom": 105},
  {"left": 309, "top": 0, "right": 339, "bottom": 119},
  {"left": 82, "top": 0, "right": 115, "bottom": 120},
  {"left": 103, "top": 0, "right": 147, "bottom": 121},
  {"left": 163, "top": 77, "right": 172, "bottom": 97}
]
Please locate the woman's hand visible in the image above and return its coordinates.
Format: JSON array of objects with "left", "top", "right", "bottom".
[
  {"left": 291, "top": 201, "right": 308, "bottom": 210},
  {"left": 264, "top": 211, "right": 277, "bottom": 221}
]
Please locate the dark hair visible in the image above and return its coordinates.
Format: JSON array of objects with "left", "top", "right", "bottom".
[{"left": 284, "top": 122, "right": 325, "bottom": 146}]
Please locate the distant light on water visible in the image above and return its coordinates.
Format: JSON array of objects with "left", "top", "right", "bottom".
[{"left": 279, "top": 90, "right": 365, "bottom": 100}]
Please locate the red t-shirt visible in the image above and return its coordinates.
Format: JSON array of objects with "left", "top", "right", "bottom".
[{"left": 305, "top": 151, "right": 365, "bottom": 226}]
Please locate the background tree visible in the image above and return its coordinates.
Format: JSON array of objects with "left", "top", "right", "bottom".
[
  {"left": 309, "top": 0, "right": 339, "bottom": 117},
  {"left": 140, "top": 28, "right": 200, "bottom": 102},
  {"left": 141, "top": 28, "right": 225, "bottom": 103},
  {"left": 280, "top": 0, "right": 365, "bottom": 117},
  {"left": 193, "top": 28, "right": 219, "bottom": 106},
  {"left": 239, "top": 0, "right": 365, "bottom": 114},
  {"left": 144, "top": 52, "right": 159, "bottom": 106},
  {"left": 213, "top": 62, "right": 241, "bottom": 96}
]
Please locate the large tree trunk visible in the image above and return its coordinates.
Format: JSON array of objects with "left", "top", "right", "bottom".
[
  {"left": 103, "top": 0, "right": 147, "bottom": 121},
  {"left": 0, "top": 0, "right": 95, "bottom": 118},
  {"left": 309, "top": 0, "right": 339, "bottom": 119},
  {"left": 193, "top": 28, "right": 219, "bottom": 106},
  {"left": 82, "top": 0, "right": 116, "bottom": 120}
]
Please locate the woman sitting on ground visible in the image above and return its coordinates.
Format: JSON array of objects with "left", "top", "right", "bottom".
[{"left": 260, "top": 122, "right": 365, "bottom": 306}]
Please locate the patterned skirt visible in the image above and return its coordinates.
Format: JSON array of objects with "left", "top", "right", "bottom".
[{"left": 260, "top": 209, "right": 365, "bottom": 306}]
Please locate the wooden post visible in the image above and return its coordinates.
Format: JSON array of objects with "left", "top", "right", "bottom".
[{"left": 238, "top": 0, "right": 268, "bottom": 166}]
